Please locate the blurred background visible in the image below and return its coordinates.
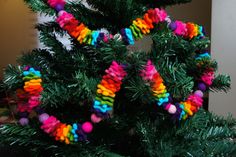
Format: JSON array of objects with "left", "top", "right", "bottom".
[{"left": 0, "top": 0, "right": 235, "bottom": 119}]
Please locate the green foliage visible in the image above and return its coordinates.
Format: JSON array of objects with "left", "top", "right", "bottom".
[
  {"left": 211, "top": 74, "right": 231, "bottom": 93},
  {"left": 0, "top": 124, "right": 121, "bottom": 157},
  {"left": 137, "top": 109, "right": 236, "bottom": 157},
  {"left": 65, "top": 1, "right": 115, "bottom": 32},
  {"left": 157, "top": 62, "right": 194, "bottom": 99},
  {"left": 86, "top": 0, "right": 147, "bottom": 31},
  {"left": 1, "top": 110, "right": 235, "bottom": 157},
  {"left": 17, "top": 49, "right": 53, "bottom": 70},
  {"left": 36, "top": 22, "right": 65, "bottom": 36},
  {"left": 3, "top": 65, "right": 23, "bottom": 90},
  {"left": 138, "top": 0, "right": 192, "bottom": 7},
  {"left": 38, "top": 26, "right": 67, "bottom": 53},
  {"left": 24, "top": 0, "right": 55, "bottom": 15}
]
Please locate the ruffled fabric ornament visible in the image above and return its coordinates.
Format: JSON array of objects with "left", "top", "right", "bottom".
[
  {"left": 28, "top": 95, "right": 41, "bottom": 109},
  {"left": 185, "top": 22, "right": 199, "bottom": 39},
  {"left": 56, "top": 11, "right": 75, "bottom": 28},
  {"left": 141, "top": 60, "right": 172, "bottom": 108},
  {"left": 147, "top": 9, "right": 160, "bottom": 24},
  {"left": 93, "top": 61, "right": 127, "bottom": 116},
  {"left": 156, "top": 8, "right": 167, "bottom": 22},
  {"left": 201, "top": 71, "right": 215, "bottom": 86},
  {"left": 47, "top": 0, "right": 205, "bottom": 46},
  {"left": 188, "top": 94, "right": 203, "bottom": 108},
  {"left": 140, "top": 60, "right": 207, "bottom": 121},
  {"left": 17, "top": 102, "right": 31, "bottom": 113},
  {"left": 133, "top": 18, "right": 151, "bottom": 34},
  {"left": 173, "top": 21, "right": 187, "bottom": 36},
  {"left": 41, "top": 116, "right": 60, "bottom": 134},
  {"left": 64, "top": 19, "right": 80, "bottom": 36},
  {"left": 17, "top": 67, "right": 43, "bottom": 124},
  {"left": 53, "top": 124, "right": 72, "bottom": 144},
  {"left": 144, "top": 13, "right": 154, "bottom": 29},
  {"left": 24, "top": 79, "right": 43, "bottom": 95}
]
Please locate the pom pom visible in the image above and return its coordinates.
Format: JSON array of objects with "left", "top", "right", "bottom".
[
  {"left": 55, "top": 4, "right": 64, "bottom": 12},
  {"left": 194, "top": 90, "right": 204, "bottom": 98},
  {"left": 58, "top": 10, "right": 65, "bottom": 16},
  {"left": 82, "top": 122, "right": 93, "bottom": 133},
  {"left": 168, "top": 104, "right": 177, "bottom": 114},
  {"left": 91, "top": 114, "right": 102, "bottom": 123},
  {"left": 19, "top": 118, "right": 29, "bottom": 126},
  {"left": 198, "top": 82, "right": 207, "bottom": 91},
  {"left": 39, "top": 113, "right": 50, "bottom": 123},
  {"left": 169, "top": 21, "right": 177, "bottom": 31}
]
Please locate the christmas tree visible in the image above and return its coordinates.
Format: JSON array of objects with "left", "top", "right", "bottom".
[{"left": 0, "top": 0, "right": 235, "bottom": 156}]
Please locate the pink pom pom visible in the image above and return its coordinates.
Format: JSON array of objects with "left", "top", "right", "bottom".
[
  {"left": 39, "top": 113, "right": 49, "bottom": 123},
  {"left": 168, "top": 104, "right": 177, "bottom": 114},
  {"left": 82, "top": 122, "right": 93, "bottom": 133},
  {"left": 58, "top": 10, "right": 65, "bottom": 16},
  {"left": 194, "top": 90, "right": 204, "bottom": 98},
  {"left": 91, "top": 114, "right": 102, "bottom": 123},
  {"left": 19, "top": 118, "right": 29, "bottom": 126}
]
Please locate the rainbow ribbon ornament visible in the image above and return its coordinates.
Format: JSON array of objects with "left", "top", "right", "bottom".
[
  {"left": 16, "top": 67, "right": 43, "bottom": 125},
  {"left": 47, "top": 0, "right": 205, "bottom": 46},
  {"left": 93, "top": 61, "right": 127, "bottom": 116},
  {"left": 34, "top": 61, "right": 127, "bottom": 144},
  {"left": 140, "top": 60, "right": 207, "bottom": 121}
]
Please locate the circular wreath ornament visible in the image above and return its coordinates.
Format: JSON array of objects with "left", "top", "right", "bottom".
[{"left": 15, "top": 0, "right": 215, "bottom": 144}]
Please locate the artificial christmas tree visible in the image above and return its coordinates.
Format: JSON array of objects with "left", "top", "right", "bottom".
[{"left": 0, "top": 0, "right": 235, "bottom": 156}]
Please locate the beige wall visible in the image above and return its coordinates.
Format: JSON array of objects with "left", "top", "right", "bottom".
[
  {"left": 0, "top": 0, "right": 37, "bottom": 79},
  {"left": 210, "top": 0, "right": 236, "bottom": 117}
]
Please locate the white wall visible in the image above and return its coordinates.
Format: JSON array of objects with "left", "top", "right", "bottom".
[{"left": 210, "top": 0, "right": 236, "bottom": 117}]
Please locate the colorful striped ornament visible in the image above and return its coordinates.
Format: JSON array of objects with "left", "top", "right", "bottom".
[
  {"left": 93, "top": 61, "right": 127, "bottom": 115},
  {"left": 17, "top": 67, "right": 43, "bottom": 126},
  {"left": 27, "top": 61, "right": 127, "bottom": 144},
  {"left": 140, "top": 57, "right": 214, "bottom": 121},
  {"left": 47, "top": 0, "right": 205, "bottom": 46}
]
